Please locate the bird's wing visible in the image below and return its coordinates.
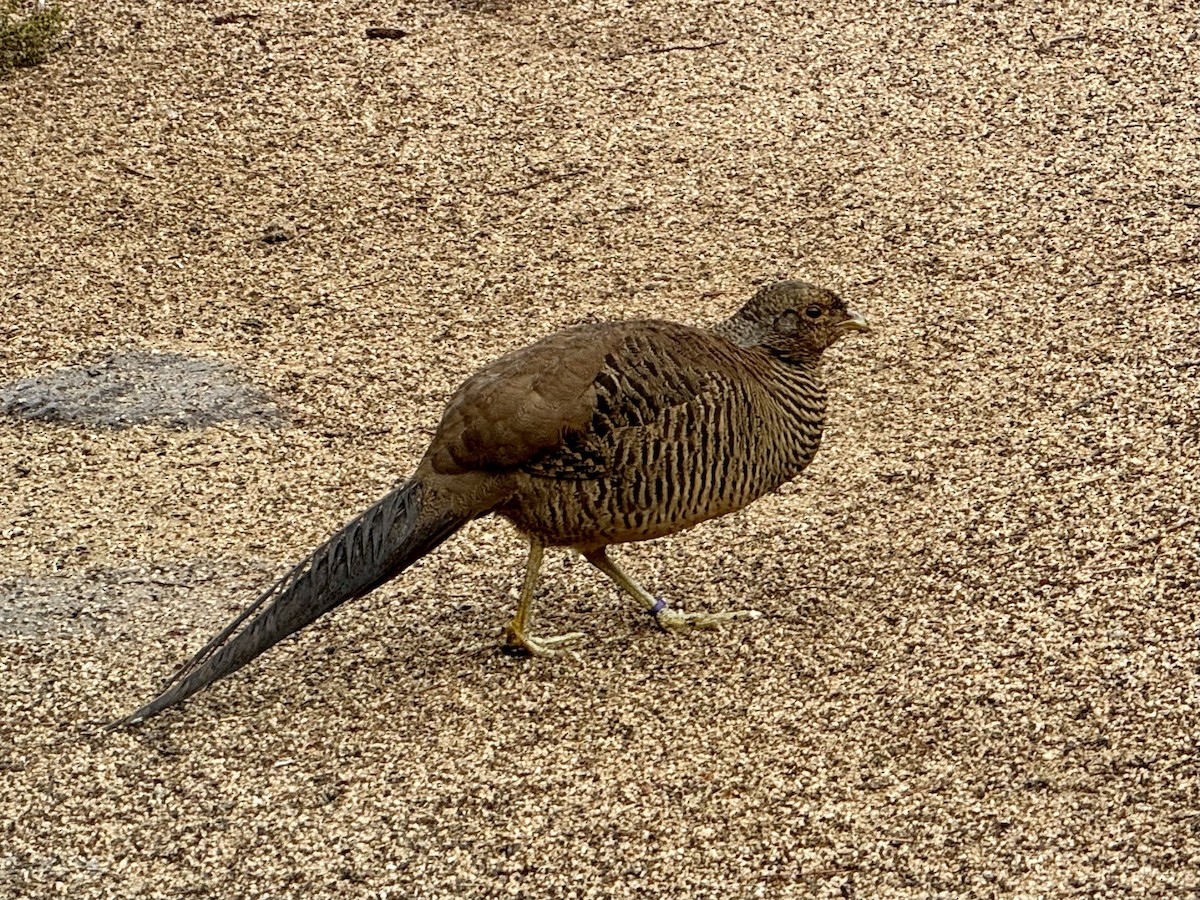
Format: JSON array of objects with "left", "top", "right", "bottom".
[{"left": 426, "top": 320, "right": 738, "bottom": 476}]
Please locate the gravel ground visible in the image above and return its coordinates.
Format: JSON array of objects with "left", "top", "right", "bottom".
[{"left": 2, "top": 1, "right": 1198, "bottom": 897}]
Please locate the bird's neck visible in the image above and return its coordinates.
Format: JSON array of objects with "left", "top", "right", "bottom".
[
  {"left": 710, "top": 318, "right": 824, "bottom": 368},
  {"left": 711, "top": 327, "right": 828, "bottom": 418},
  {"left": 711, "top": 314, "right": 776, "bottom": 349},
  {"left": 759, "top": 352, "right": 827, "bottom": 408},
  {"left": 746, "top": 348, "right": 829, "bottom": 474}
]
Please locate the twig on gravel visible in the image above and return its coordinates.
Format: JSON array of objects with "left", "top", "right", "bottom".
[
  {"left": 365, "top": 27, "right": 407, "bottom": 40},
  {"left": 642, "top": 39, "right": 728, "bottom": 55},
  {"left": 1047, "top": 32, "right": 1087, "bottom": 47},
  {"left": 342, "top": 275, "right": 398, "bottom": 291},
  {"left": 319, "top": 428, "right": 395, "bottom": 438},
  {"left": 1035, "top": 31, "right": 1089, "bottom": 54},
  {"left": 488, "top": 169, "right": 589, "bottom": 196},
  {"left": 1171, "top": 360, "right": 1200, "bottom": 369},
  {"left": 1065, "top": 388, "right": 1116, "bottom": 416},
  {"left": 608, "top": 39, "right": 728, "bottom": 61},
  {"left": 211, "top": 12, "right": 259, "bottom": 25},
  {"left": 1080, "top": 519, "right": 1195, "bottom": 574},
  {"left": 115, "top": 574, "right": 223, "bottom": 588},
  {"left": 1034, "top": 451, "right": 1115, "bottom": 476},
  {"left": 1114, "top": 518, "right": 1196, "bottom": 552},
  {"left": 119, "top": 163, "right": 155, "bottom": 180}
]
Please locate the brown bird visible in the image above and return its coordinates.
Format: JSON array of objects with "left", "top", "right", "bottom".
[{"left": 111, "top": 280, "right": 867, "bottom": 726}]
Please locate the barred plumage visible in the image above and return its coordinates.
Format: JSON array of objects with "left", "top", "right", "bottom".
[{"left": 112, "top": 280, "right": 868, "bottom": 726}]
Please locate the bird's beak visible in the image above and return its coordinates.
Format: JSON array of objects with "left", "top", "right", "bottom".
[{"left": 841, "top": 310, "right": 870, "bottom": 333}]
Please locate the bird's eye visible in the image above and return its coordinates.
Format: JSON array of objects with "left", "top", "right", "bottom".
[{"left": 805, "top": 305, "right": 823, "bottom": 319}]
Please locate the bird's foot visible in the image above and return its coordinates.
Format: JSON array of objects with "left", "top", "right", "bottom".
[
  {"left": 651, "top": 602, "right": 762, "bottom": 631},
  {"left": 502, "top": 624, "right": 586, "bottom": 658}
]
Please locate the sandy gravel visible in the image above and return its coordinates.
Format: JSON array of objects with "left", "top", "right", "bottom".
[{"left": 1, "top": 0, "right": 1198, "bottom": 897}]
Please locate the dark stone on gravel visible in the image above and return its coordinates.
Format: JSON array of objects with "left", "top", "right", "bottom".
[
  {"left": 0, "top": 562, "right": 275, "bottom": 638},
  {"left": 0, "top": 351, "right": 284, "bottom": 429},
  {"left": 261, "top": 222, "right": 294, "bottom": 244}
]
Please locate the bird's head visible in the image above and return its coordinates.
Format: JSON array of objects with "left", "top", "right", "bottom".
[{"left": 718, "top": 280, "right": 869, "bottom": 361}]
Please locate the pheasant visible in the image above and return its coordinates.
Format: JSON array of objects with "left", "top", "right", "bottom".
[{"left": 111, "top": 280, "right": 867, "bottom": 726}]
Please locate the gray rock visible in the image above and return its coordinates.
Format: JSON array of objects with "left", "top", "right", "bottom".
[
  {"left": 0, "top": 561, "right": 277, "bottom": 637},
  {"left": 0, "top": 351, "right": 284, "bottom": 429}
]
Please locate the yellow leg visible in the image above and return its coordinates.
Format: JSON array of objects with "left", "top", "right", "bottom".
[
  {"left": 503, "top": 536, "right": 585, "bottom": 656},
  {"left": 583, "top": 547, "right": 762, "bottom": 630}
]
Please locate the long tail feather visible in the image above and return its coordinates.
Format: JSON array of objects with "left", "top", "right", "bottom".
[{"left": 109, "top": 479, "right": 465, "bottom": 727}]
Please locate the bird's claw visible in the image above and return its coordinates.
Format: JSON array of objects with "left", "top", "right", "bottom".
[
  {"left": 653, "top": 607, "right": 762, "bottom": 631},
  {"left": 502, "top": 626, "right": 586, "bottom": 659}
]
